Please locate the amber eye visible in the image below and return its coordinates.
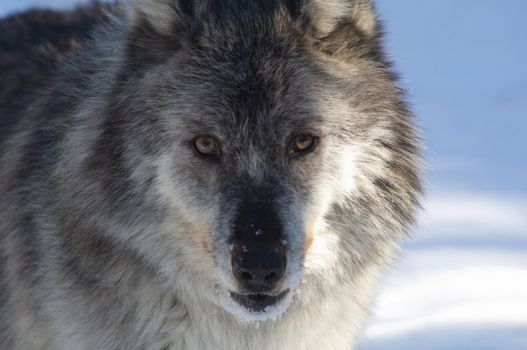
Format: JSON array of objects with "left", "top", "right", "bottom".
[
  {"left": 291, "top": 134, "right": 318, "bottom": 155},
  {"left": 193, "top": 136, "right": 219, "bottom": 157}
]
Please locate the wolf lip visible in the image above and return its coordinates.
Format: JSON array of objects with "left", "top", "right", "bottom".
[{"left": 231, "top": 290, "right": 289, "bottom": 312}]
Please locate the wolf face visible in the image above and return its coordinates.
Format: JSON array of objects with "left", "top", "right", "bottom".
[
  {"left": 70, "top": 0, "right": 419, "bottom": 322},
  {"left": 137, "top": 27, "right": 353, "bottom": 320}
]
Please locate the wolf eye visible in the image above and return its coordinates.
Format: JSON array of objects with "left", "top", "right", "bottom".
[
  {"left": 290, "top": 134, "right": 318, "bottom": 156},
  {"left": 193, "top": 136, "right": 219, "bottom": 157}
]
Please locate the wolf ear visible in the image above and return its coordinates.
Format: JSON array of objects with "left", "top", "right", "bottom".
[
  {"left": 121, "top": 1, "right": 198, "bottom": 70},
  {"left": 307, "top": 0, "right": 377, "bottom": 38},
  {"left": 127, "top": 0, "right": 195, "bottom": 36}
]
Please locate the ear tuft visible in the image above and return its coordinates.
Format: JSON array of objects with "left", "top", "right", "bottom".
[
  {"left": 127, "top": 0, "right": 188, "bottom": 35},
  {"left": 308, "top": 0, "right": 377, "bottom": 38}
]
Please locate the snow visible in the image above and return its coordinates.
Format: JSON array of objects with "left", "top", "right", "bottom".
[
  {"left": 421, "top": 194, "right": 527, "bottom": 237},
  {"left": 359, "top": 193, "right": 527, "bottom": 349},
  {"left": 2, "top": 0, "right": 526, "bottom": 349},
  {"left": 363, "top": 243, "right": 527, "bottom": 349}
]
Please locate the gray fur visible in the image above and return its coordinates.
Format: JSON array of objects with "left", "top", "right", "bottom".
[{"left": 0, "top": 1, "right": 421, "bottom": 349}]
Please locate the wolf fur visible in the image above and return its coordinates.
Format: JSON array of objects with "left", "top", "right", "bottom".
[{"left": 0, "top": 1, "right": 421, "bottom": 349}]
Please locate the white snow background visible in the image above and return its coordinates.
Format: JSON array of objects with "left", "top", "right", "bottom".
[{"left": 1, "top": 1, "right": 526, "bottom": 349}]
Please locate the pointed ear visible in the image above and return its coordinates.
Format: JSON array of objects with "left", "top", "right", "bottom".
[
  {"left": 120, "top": 0, "right": 199, "bottom": 70},
  {"left": 126, "top": 0, "right": 194, "bottom": 36},
  {"left": 307, "top": 0, "right": 377, "bottom": 38}
]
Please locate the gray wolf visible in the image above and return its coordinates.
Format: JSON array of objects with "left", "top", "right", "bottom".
[{"left": 0, "top": 1, "right": 421, "bottom": 349}]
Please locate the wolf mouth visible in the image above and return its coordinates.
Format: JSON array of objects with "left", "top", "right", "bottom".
[{"left": 230, "top": 290, "right": 290, "bottom": 312}]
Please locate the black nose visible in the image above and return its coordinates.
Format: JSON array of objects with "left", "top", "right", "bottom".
[{"left": 232, "top": 246, "right": 287, "bottom": 293}]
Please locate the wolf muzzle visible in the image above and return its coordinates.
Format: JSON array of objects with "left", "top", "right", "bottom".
[{"left": 230, "top": 198, "right": 287, "bottom": 294}]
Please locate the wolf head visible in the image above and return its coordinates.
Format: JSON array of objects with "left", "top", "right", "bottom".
[{"left": 61, "top": 0, "right": 420, "bottom": 322}]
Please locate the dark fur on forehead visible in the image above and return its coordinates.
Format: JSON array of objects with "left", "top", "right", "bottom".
[
  {"left": 127, "top": 0, "right": 380, "bottom": 64},
  {"left": 130, "top": 0, "right": 303, "bottom": 42}
]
